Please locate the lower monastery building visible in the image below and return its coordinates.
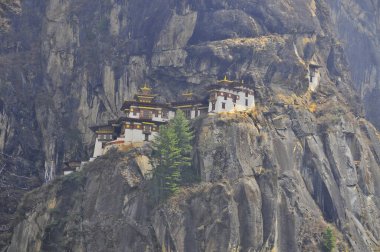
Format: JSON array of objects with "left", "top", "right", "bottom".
[{"left": 90, "top": 77, "right": 255, "bottom": 159}]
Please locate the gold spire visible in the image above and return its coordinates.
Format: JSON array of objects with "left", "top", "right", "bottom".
[
  {"left": 217, "top": 75, "right": 234, "bottom": 84},
  {"left": 140, "top": 83, "right": 152, "bottom": 92}
]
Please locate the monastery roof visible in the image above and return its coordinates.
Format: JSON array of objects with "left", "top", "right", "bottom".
[
  {"left": 121, "top": 101, "right": 172, "bottom": 110},
  {"left": 63, "top": 161, "right": 81, "bottom": 171},
  {"left": 64, "top": 161, "right": 81, "bottom": 169},
  {"left": 171, "top": 98, "right": 208, "bottom": 107},
  {"left": 119, "top": 117, "right": 168, "bottom": 125},
  {"left": 309, "top": 61, "right": 322, "bottom": 68},
  {"left": 207, "top": 83, "right": 254, "bottom": 93},
  {"left": 89, "top": 124, "right": 115, "bottom": 133}
]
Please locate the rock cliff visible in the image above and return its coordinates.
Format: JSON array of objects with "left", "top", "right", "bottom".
[
  {"left": 0, "top": 0, "right": 380, "bottom": 251},
  {"left": 6, "top": 108, "right": 380, "bottom": 251}
]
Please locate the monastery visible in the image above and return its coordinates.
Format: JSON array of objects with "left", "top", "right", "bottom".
[
  {"left": 90, "top": 77, "right": 256, "bottom": 159},
  {"left": 63, "top": 64, "right": 322, "bottom": 175}
]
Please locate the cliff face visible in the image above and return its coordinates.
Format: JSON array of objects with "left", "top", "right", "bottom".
[
  {"left": 6, "top": 109, "right": 380, "bottom": 251},
  {"left": 325, "top": 0, "right": 380, "bottom": 129},
  {"left": 1, "top": 0, "right": 380, "bottom": 250}
]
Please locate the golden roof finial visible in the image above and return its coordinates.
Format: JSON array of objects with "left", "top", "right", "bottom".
[
  {"left": 140, "top": 83, "right": 152, "bottom": 92},
  {"left": 218, "top": 75, "right": 234, "bottom": 84}
]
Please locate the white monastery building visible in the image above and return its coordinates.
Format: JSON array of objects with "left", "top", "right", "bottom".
[
  {"left": 308, "top": 62, "right": 322, "bottom": 92},
  {"left": 90, "top": 77, "right": 255, "bottom": 159},
  {"left": 208, "top": 76, "right": 255, "bottom": 113}
]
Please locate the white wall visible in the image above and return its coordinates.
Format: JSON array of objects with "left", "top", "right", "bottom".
[
  {"left": 236, "top": 91, "right": 255, "bottom": 111},
  {"left": 168, "top": 111, "right": 176, "bottom": 119},
  {"left": 125, "top": 128, "right": 143, "bottom": 143},
  {"left": 128, "top": 111, "right": 140, "bottom": 119},
  {"left": 128, "top": 109, "right": 170, "bottom": 122},
  {"left": 208, "top": 89, "right": 255, "bottom": 113},
  {"left": 93, "top": 138, "right": 104, "bottom": 158},
  {"left": 309, "top": 69, "right": 320, "bottom": 91}
]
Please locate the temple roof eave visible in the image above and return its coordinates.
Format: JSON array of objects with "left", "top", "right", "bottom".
[{"left": 121, "top": 101, "right": 172, "bottom": 110}]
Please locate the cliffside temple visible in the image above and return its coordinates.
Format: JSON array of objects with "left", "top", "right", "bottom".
[{"left": 88, "top": 77, "right": 255, "bottom": 160}]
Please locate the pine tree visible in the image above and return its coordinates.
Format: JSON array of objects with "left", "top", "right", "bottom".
[
  {"left": 323, "top": 227, "right": 336, "bottom": 252},
  {"left": 171, "top": 110, "right": 193, "bottom": 181},
  {"left": 152, "top": 125, "right": 182, "bottom": 200},
  {"left": 150, "top": 110, "right": 195, "bottom": 202}
]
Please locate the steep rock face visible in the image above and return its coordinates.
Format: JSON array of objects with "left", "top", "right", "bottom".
[
  {"left": 324, "top": 0, "right": 380, "bottom": 128},
  {"left": 6, "top": 108, "right": 380, "bottom": 251},
  {"left": 0, "top": 0, "right": 379, "bottom": 249}
]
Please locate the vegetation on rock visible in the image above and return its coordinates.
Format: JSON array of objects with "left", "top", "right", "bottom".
[
  {"left": 150, "top": 110, "right": 195, "bottom": 202},
  {"left": 322, "top": 227, "right": 336, "bottom": 252}
]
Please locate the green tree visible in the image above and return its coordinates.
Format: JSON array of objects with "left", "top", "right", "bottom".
[
  {"left": 171, "top": 110, "right": 194, "bottom": 181},
  {"left": 323, "top": 227, "right": 336, "bottom": 252},
  {"left": 152, "top": 125, "right": 181, "bottom": 200},
  {"left": 150, "top": 110, "right": 195, "bottom": 202}
]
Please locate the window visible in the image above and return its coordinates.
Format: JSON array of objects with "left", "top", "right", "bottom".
[
  {"left": 245, "top": 99, "right": 248, "bottom": 106},
  {"left": 212, "top": 103, "right": 216, "bottom": 111},
  {"left": 185, "top": 110, "right": 191, "bottom": 119},
  {"left": 144, "top": 134, "right": 149, "bottom": 141},
  {"left": 144, "top": 125, "right": 150, "bottom": 132},
  {"left": 222, "top": 103, "right": 226, "bottom": 109},
  {"left": 163, "top": 110, "right": 168, "bottom": 118},
  {"left": 224, "top": 95, "right": 227, "bottom": 100},
  {"left": 233, "top": 96, "right": 237, "bottom": 103},
  {"left": 245, "top": 91, "right": 249, "bottom": 97}
]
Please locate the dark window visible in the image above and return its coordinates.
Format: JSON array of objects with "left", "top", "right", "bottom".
[
  {"left": 224, "top": 95, "right": 227, "bottom": 100},
  {"left": 163, "top": 110, "right": 168, "bottom": 118},
  {"left": 222, "top": 103, "right": 226, "bottom": 109},
  {"left": 185, "top": 110, "right": 191, "bottom": 118},
  {"left": 245, "top": 91, "right": 249, "bottom": 97},
  {"left": 144, "top": 134, "right": 149, "bottom": 141},
  {"left": 245, "top": 99, "right": 248, "bottom": 106},
  {"left": 233, "top": 96, "right": 237, "bottom": 103},
  {"left": 212, "top": 103, "right": 216, "bottom": 111}
]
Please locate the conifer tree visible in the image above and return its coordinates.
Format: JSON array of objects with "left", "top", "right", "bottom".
[
  {"left": 171, "top": 110, "right": 193, "bottom": 180},
  {"left": 152, "top": 125, "right": 182, "bottom": 199},
  {"left": 151, "top": 110, "right": 195, "bottom": 202}
]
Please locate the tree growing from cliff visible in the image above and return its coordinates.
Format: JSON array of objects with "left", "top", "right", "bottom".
[
  {"left": 322, "top": 227, "right": 336, "bottom": 252},
  {"left": 151, "top": 111, "right": 194, "bottom": 202},
  {"left": 171, "top": 110, "right": 194, "bottom": 180}
]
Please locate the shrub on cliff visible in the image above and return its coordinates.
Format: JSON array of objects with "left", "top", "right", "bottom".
[{"left": 322, "top": 227, "right": 336, "bottom": 252}]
